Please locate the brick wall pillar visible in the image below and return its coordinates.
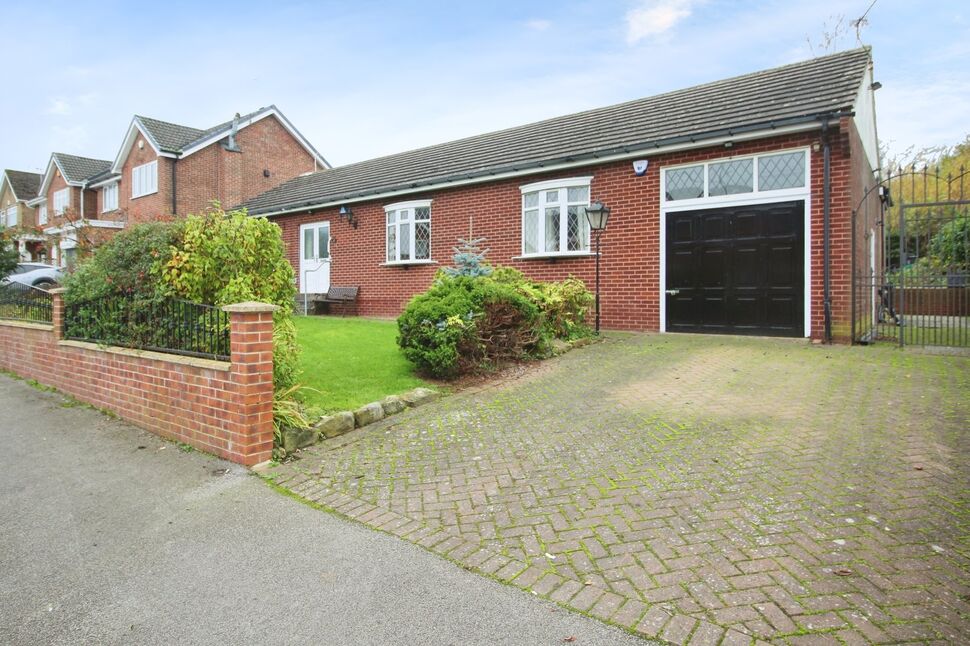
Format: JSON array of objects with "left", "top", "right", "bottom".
[
  {"left": 50, "top": 288, "right": 65, "bottom": 340},
  {"left": 223, "top": 302, "right": 278, "bottom": 466}
]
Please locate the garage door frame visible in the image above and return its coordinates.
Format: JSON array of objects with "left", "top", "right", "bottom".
[{"left": 658, "top": 147, "right": 812, "bottom": 337}]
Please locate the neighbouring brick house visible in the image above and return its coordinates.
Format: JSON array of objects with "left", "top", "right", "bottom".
[
  {"left": 0, "top": 169, "right": 45, "bottom": 261},
  {"left": 24, "top": 105, "right": 328, "bottom": 268},
  {"left": 242, "top": 48, "right": 880, "bottom": 342}
]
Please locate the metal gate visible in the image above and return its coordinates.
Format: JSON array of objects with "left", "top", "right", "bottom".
[{"left": 852, "top": 167, "right": 970, "bottom": 348}]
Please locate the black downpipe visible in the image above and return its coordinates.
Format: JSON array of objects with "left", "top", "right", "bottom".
[
  {"left": 171, "top": 157, "right": 178, "bottom": 215},
  {"left": 822, "top": 121, "right": 832, "bottom": 343}
]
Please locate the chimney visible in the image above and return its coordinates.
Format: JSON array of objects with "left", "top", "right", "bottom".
[{"left": 224, "top": 112, "right": 242, "bottom": 152}]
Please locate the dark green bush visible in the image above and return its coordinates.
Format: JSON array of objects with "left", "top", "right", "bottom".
[
  {"left": 61, "top": 222, "right": 177, "bottom": 304},
  {"left": 397, "top": 269, "right": 592, "bottom": 379},
  {"left": 491, "top": 267, "right": 594, "bottom": 340},
  {"left": 397, "top": 275, "right": 541, "bottom": 378}
]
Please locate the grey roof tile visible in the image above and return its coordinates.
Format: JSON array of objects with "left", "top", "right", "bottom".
[
  {"left": 4, "top": 170, "right": 42, "bottom": 201},
  {"left": 241, "top": 48, "right": 872, "bottom": 215},
  {"left": 53, "top": 153, "right": 112, "bottom": 183},
  {"left": 137, "top": 108, "right": 266, "bottom": 154}
]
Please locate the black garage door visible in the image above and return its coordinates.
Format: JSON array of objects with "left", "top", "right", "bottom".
[{"left": 665, "top": 200, "right": 804, "bottom": 337}]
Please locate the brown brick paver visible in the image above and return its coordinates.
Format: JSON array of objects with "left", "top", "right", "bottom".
[{"left": 268, "top": 334, "right": 970, "bottom": 644}]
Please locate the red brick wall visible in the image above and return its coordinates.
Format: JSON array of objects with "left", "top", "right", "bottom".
[
  {"left": 120, "top": 136, "right": 173, "bottom": 225},
  {"left": 0, "top": 298, "right": 276, "bottom": 466},
  {"left": 275, "top": 128, "right": 857, "bottom": 340},
  {"left": 222, "top": 115, "right": 317, "bottom": 209},
  {"left": 115, "top": 115, "right": 317, "bottom": 219},
  {"left": 846, "top": 117, "right": 882, "bottom": 337}
]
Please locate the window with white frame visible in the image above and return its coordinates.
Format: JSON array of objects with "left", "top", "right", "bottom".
[
  {"left": 131, "top": 160, "right": 158, "bottom": 198},
  {"left": 520, "top": 177, "right": 592, "bottom": 256},
  {"left": 38, "top": 203, "right": 48, "bottom": 226},
  {"left": 4, "top": 205, "right": 16, "bottom": 227},
  {"left": 385, "top": 200, "right": 431, "bottom": 263},
  {"left": 102, "top": 183, "right": 119, "bottom": 212},
  {"left": 663, "top": 150, "right": 807, "bottom": 203},
  {"left": 53, "top": 188, "right": 70, "bottom": 215}
]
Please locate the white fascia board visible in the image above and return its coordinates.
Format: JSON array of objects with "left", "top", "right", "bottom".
[
  {"left": 257, "top": 120, "right": 835, "bottom": 219},
  {"left": 44, "top": 219, "right": 126, "bottom": 235},
  {"left": 178, "top": 107, "right": 331, "bottom": 168},
  {"left": 0, "top": 172, "right": 11, "bottom": 202},
  {"left": 851, "top": 64, "right": 881, "bottom": 176},
  {"left": 36, "top": 156, "right": 82, "bottom": 199},
  {"left": 110, "top": 119, "right": 171, "bottom": 174},
  {"left": 384, "top": 199, "right": 432, "bottom": 212},
  {"left": 88, "top": 175, "right": 121, "bottom": 189}
]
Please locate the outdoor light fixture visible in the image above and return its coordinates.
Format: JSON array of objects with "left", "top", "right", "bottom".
[
  {"left": 583, "top": 200, "right": 611, "bottom": 334},
  {"left": 338, "top": 205, "right": 358, "bottom": 229}
]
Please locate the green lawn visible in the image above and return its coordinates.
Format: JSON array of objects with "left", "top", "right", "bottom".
[{"left": 294, "top": 316, "right": 432, "bottom": 414}]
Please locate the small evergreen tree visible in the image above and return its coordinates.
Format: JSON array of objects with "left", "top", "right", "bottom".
[{"left": 443, "top": 236, "right": 492, "bottom": 278}]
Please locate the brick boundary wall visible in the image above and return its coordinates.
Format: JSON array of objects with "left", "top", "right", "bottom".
[{"left": 0, "top": 292, "right": 276, "bottom": 466}]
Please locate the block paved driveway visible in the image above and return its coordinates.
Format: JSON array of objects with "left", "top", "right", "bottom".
[{"left": 270, "top": 334, "right": 970, "bottom": 645}]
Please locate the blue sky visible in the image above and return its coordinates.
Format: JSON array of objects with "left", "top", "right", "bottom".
[{"left": 1, "top": 0, "right": 967, "bottom": 174}]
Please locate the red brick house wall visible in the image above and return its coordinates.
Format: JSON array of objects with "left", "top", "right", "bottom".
[
  {"left": 112, "top": 115, "right": 317, "bottom": 221},
  {"left": 274, "top": 126, "right": 867, "bottom": 340},
  {"left": 119, "top": 136, "right": 173, "bottom": 225},
  {"left": 221, "top": 115, "right": 317, "bottom": 209},
  {"left": 0, "top": 298, "right": 276, "bottom": 466}
]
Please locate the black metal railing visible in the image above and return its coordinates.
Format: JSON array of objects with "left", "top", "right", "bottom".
[
  {"left": 64, "top": 294, "right": 230, "bottom": 360},
  {"left": 0, "top": 281, "right": 53, "bottom": 323}
]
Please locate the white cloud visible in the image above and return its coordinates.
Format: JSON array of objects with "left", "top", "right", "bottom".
[
  {"left": 525, "top": 19, "right": 552, "bottom": 32},
  {"left": 625, "top": 0, "right": 693, "bottom": 44},
  {"left": 46, "top": 98, "right": 72, "bottom": 116}
]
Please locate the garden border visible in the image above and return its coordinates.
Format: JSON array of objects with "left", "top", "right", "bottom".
[{"left": 0, "top": 290, "right": 277, "bottom": 465}]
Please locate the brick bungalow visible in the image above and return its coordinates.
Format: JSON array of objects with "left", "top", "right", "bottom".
[
  {"left": 25, "top": 106, "right": 328, "bottom": 268},
  {"left": 0, "top": 169, "right": 44, "bottom": 261},
  {"left": 246, "top": 48, "right": 879, "bottom": 341}
]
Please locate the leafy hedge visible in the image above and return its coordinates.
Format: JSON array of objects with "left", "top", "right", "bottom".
[
  {"left": 62, "top": 206, "right": 299, "bottom": 389},
  {"left": 397, "top": 269, "right": 593, "bottom": 379}
]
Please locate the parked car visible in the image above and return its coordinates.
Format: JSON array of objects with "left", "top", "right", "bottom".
[{"left": 0, "top": 263, "right": 64, "bottom": 290}]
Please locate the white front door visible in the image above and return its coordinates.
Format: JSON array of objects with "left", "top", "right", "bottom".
[{"left": 299, "top": 222, "right": 331, "bottom": 294}]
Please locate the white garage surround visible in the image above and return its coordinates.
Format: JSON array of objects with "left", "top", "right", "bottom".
[{"left": 658, "top": 147, "right": 812, "bottom": 337}]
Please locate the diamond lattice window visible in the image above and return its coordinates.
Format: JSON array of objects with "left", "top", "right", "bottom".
[
  {"left": 758, "top": 152, "right": 806, "bottom": 191},
  {"left": 665, "top": 165, "right": 704, "bottom": 201},
  {"left": 521, "top": 180, "right": 591, "bottom": 255},
  {"left": 385, "top": 202, "right": 431, "bottom": 262},
  {"left": 709, "top": 159, "right": 753, "bottom": 196}
]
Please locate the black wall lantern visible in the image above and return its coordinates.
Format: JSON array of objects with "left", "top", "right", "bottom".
[
  {"left": 339, "top": 205, "right": 358, "bottom": 229},
  {"left": 583, "top": 200, "right": 611, "bottom": 334}
]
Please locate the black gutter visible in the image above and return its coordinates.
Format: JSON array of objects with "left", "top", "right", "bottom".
[
  {"left": 822, "top": 118, "right": 832, "bottom": 343},
  {"left": 247, "top": 110, "right": 853, "bottom": 217}
]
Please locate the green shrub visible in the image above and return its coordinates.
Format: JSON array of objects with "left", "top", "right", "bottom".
[
  {"left": 155, "top": 206, "right": 299, "bottom": 389},
  {"left": 61, "top": 222, "right": 177, "bottom": 304},
  {"left": 0, "top": 228, "right": 18, "bottom": 277},
  {"left": 491, "top": 267, "right": 594, "bottom": 340},
  {"left": 398, "top": 268, "right": 595, "bottom": 379},
  {"left": 397, "top": 274, "right": 542, "bottom": 378}
]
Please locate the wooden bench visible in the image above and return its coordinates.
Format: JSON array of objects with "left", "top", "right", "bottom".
[
  {"left": 301, "top": 286, "right": 358, "bottom": 315},
  {"left": 320, "top": 286, "right": 359, "bottom": 304}
]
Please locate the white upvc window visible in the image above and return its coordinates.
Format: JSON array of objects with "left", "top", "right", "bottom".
[
  {"left": 520, "top": 177, "right": 592, "bottom": 256},
  {"left": 385, "top": 200, "right": 432, "bottom": 263},
  {"left": 662, "top": 149, "right": 808, "bottom": 205},
  {"left": 102, "top": 182, "right": 119, "bottom": 212},
  {"left": 131, "top": 160, "right": 158, "bottom": 199},
  {"left": 38, "top": 203, "right": 47, "bottom": 226},
  {"left": 53, "top": 188, "right": 70, "bottom": 215},
  {"left": 4, "top": 205, "right": 16, "bottom": 227}
]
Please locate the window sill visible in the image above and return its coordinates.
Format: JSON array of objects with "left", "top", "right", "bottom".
[
  {"left": 381, "top": 260, "right": 438, "bottom": 267},
  {"left": 513, "top": 252, "right": 597, "bottom": 260},
  {"left": 131, "top": 191, "right": 158, "bottom": 201}
]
